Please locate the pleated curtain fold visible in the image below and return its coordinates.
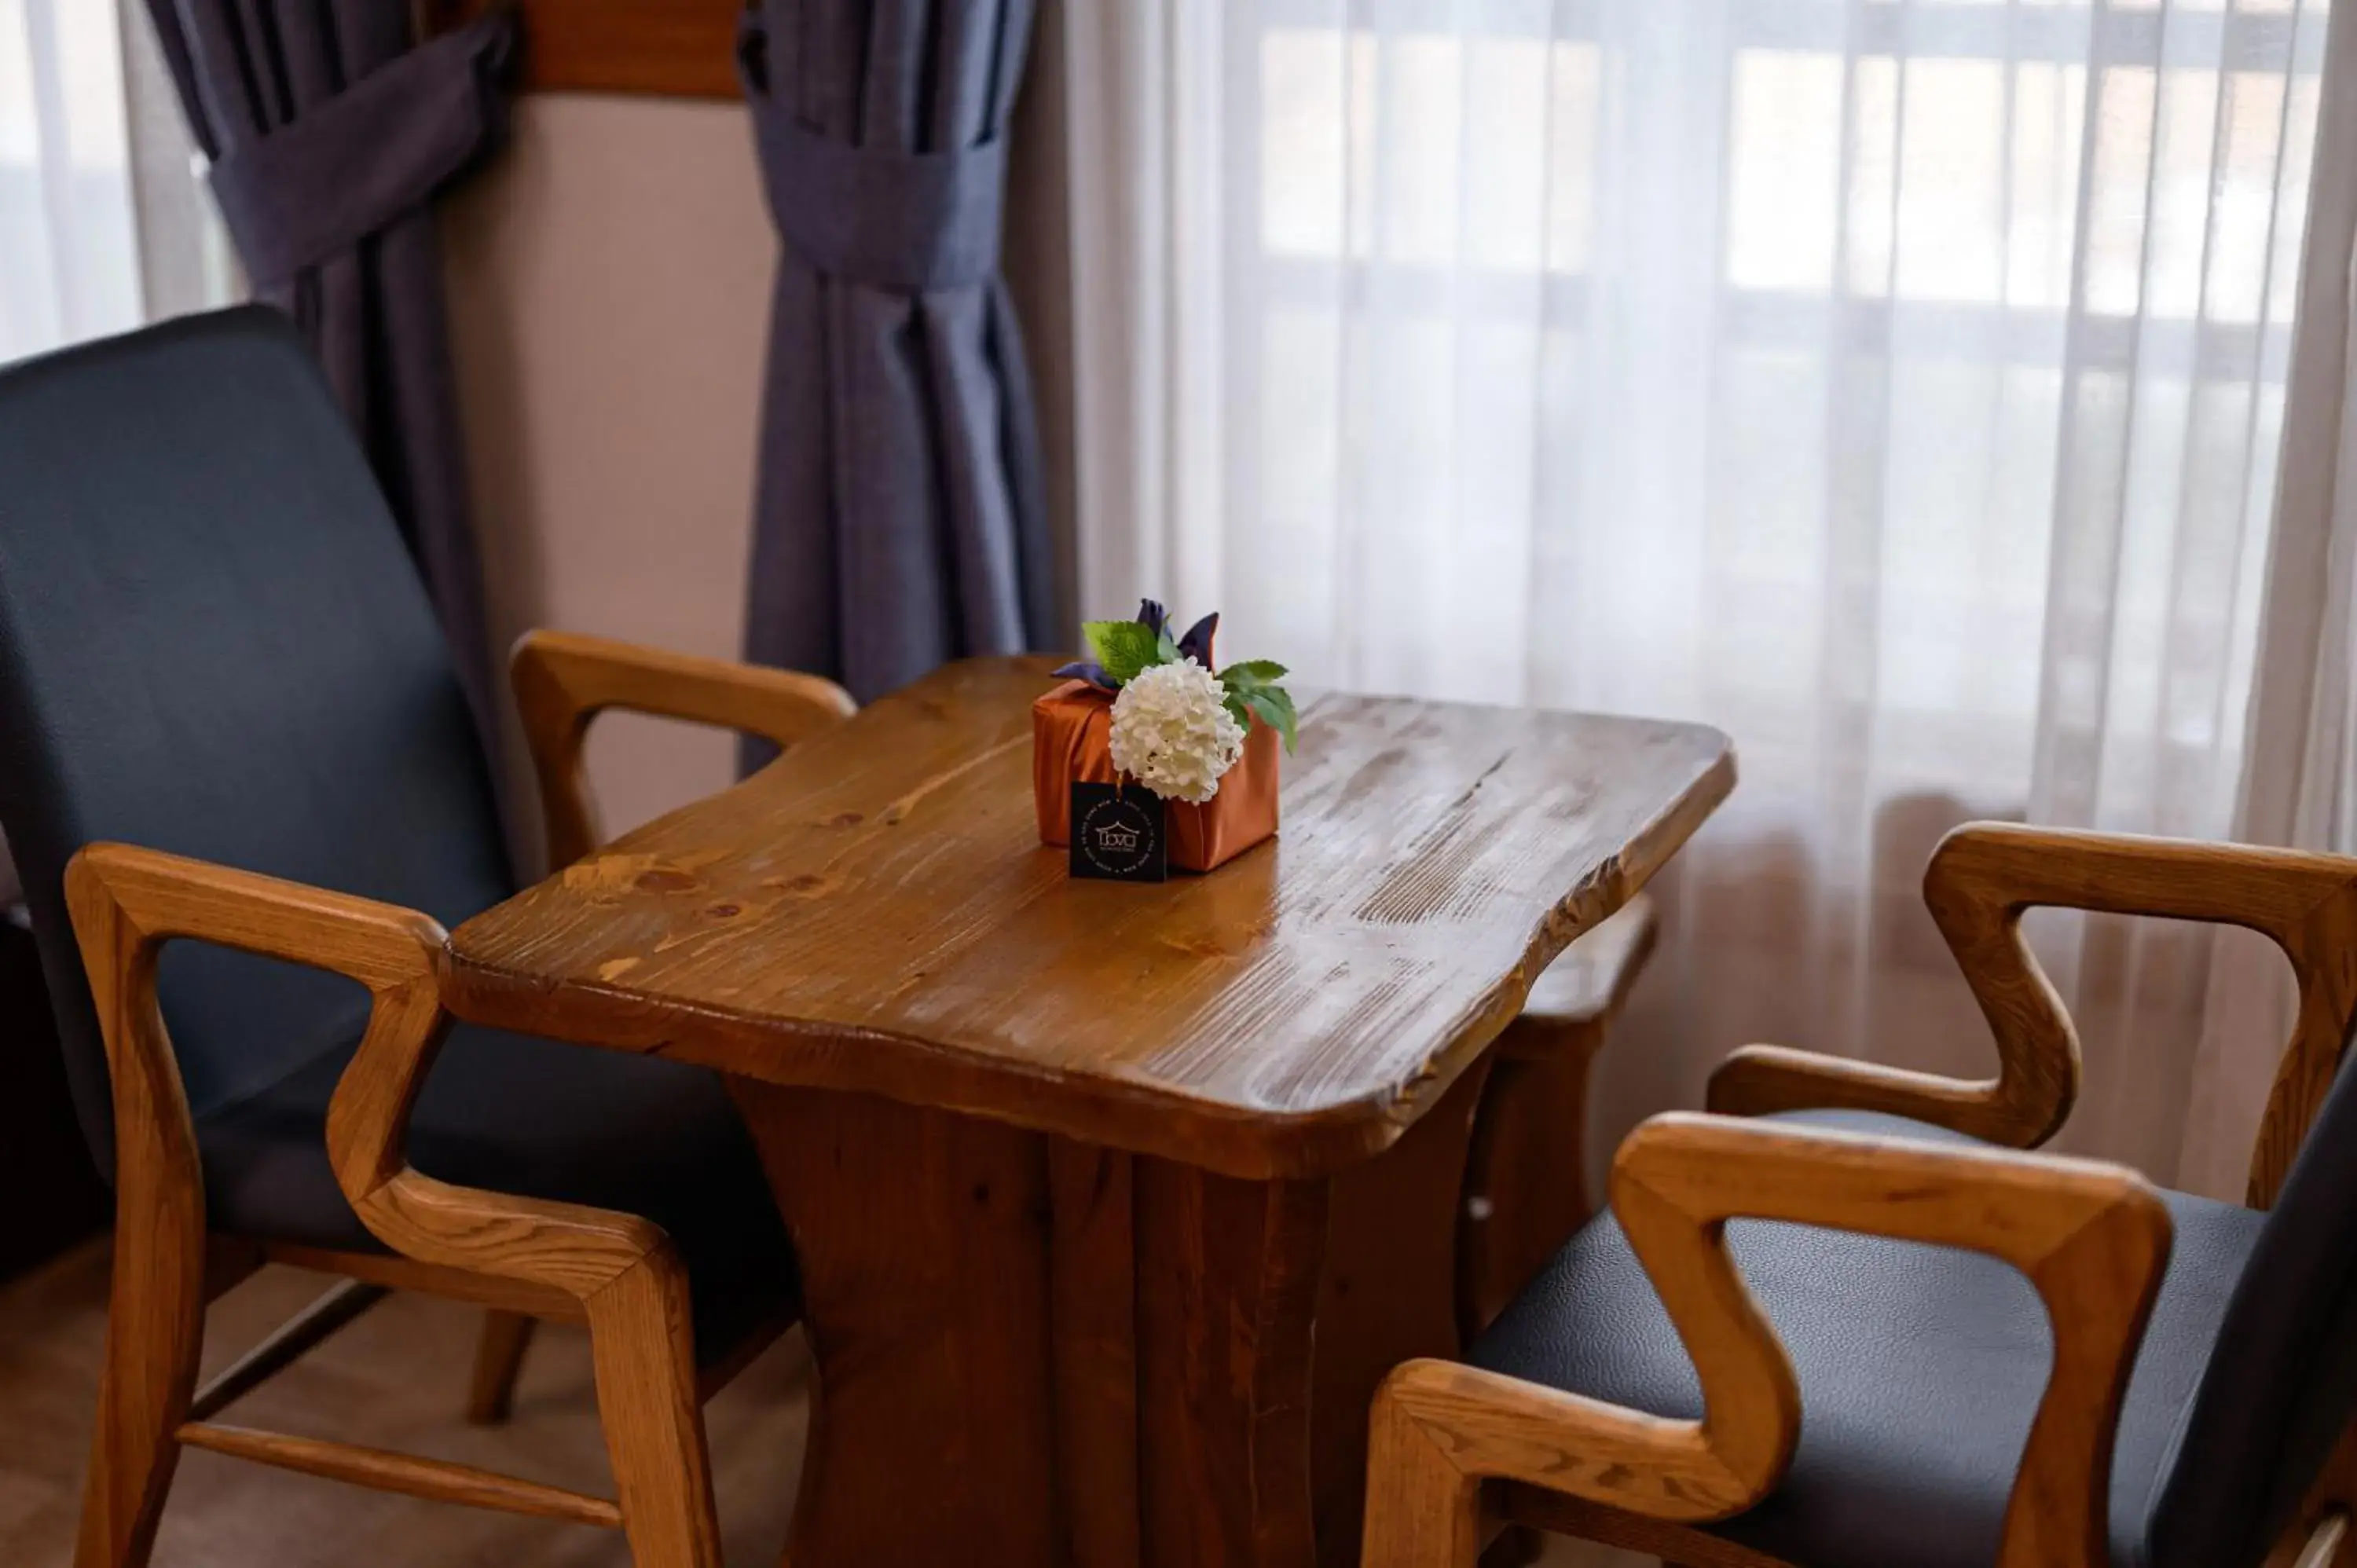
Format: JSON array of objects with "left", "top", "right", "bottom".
[
  {"left": 141, "top": 0, "right": 517, "bottom": 724},
  {"left": 738, "top": 0, "right": 1054, "bottom": 735}
]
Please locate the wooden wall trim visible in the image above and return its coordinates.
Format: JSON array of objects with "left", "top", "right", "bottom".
[{"left": 428, "top": 0, "right": 745, "bottom": 99}]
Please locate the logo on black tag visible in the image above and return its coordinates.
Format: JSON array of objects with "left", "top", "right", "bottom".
[{"left": 1071, "top": 782, "right": 1168, "bottom": 882}]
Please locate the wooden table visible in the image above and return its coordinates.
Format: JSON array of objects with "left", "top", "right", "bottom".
[{"left": 439, "top": 656, "right": 1733, "bottom": 1568}]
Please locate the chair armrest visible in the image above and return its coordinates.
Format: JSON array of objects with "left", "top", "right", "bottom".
[
  {"left": 65, "top": 843, "right": 672, "bottom": 1306},
  {"left": 1364, "top": 1111, "right": 2170, "bottom": 1568},
  {"left": 511, "top": 628, "right": 857, "bottom": 867},
  {"left": 1707, "top": 823, "right": 2357, "bottom": 1197}
]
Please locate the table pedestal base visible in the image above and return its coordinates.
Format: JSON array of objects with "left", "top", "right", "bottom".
[{"left": 730, "top": 1065, "right": 1488, "bottom": 1568}]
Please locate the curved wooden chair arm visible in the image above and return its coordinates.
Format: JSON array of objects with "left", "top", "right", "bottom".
[
  {"left": 511, "top": 628, "right": 857, "bottom": 868},
  {"left": 1363, "top": 1110, "right": 2172, "bottom": 1568},
  {"left": 1708, "top": 823, "right": 2357, "bottom": 1202},
  {"left": 64, "top": 843, "right": 674, "bottom": 1304}
]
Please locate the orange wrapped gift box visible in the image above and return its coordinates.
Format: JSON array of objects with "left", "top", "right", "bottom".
[{"left": 1032, "top": 680, "right": 1280, "bottom": 873}]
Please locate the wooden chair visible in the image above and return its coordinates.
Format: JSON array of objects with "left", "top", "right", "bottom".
[
  {"left": 1362, "top": 822, "right": 2357, "bottom": 1568},
  {"left": 0, "top": 309, "right": 852, "bottom": 1568},
  {"left": 1459, "top": 894, "right": 1658, "bottom": 1338}
]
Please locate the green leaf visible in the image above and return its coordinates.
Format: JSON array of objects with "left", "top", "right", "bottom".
[
  {"left": 1220, "top": 659, "right": 1290, "bottom": 689},
  {"left": 1222, "top": 692, "right": 1252, "bottom": 730},
  {"left": 1083, "top": 620, "right": 1165, "bottom": 684},
  {"left": 1242, "top": 687, "right": 1299, "bottom": 753},
  {"left": 1157, "top": 625, "right": 1184, "bottom": 665}
]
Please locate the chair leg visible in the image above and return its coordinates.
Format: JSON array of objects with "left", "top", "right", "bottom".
[
  {"left": 466, "top": 1311, "right": 538, "bottom": 1425},
  {"left": 74, "top": 1214, "right": 206, "bottom": 1568},
  {"left": 2265, "top": 1422, "right": 2357, "bottom": 1566},
  {"left": 1362, "top": 1385, "right": 1481, "bottom": 1568},
  {"left": 586, "top": 1257, "right": 722, "bottom": 1568},
  {"left": 2291, "top": 1511, "right": 2352, "bottom": 1568}
]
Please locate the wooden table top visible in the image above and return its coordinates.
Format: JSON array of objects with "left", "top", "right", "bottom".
[{"left": 440, "top": 657, "right": 1734, "bottom": 1178}]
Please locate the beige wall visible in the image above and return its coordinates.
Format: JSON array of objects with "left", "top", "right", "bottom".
[
  {"left": 438, "top": 64, "right": 1078, "bottom": 864},
  {"left": 442, "top": 93, "right": 775, "bottom": 854}
]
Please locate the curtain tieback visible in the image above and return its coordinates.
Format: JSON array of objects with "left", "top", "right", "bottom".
[
  {"left": 206, "top": 9, "right": 518, "bottom": 289},
  {"left": 747, "top": 97, "right": 1009, "bottom": 295}
]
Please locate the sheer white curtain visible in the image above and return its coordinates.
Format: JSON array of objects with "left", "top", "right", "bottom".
[
  {"left": 1, "top": 0, "right": 227, "bottom": 368},
  {"left": 1063, "top": 0, "right": 2335, "bottom": 1196},
  {"left": 2174, "top": 0, "right": 2357, "bottom": 1196}
]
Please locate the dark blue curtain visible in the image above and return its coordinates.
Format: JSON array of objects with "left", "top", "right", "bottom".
[
  {"left": 738, "top": 0, "right": 1054, "bottom": 742},
  {"left": 142, "top": 1, "right": 516, "bottom": 725}
]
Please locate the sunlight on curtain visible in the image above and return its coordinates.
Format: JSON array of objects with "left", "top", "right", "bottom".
[
  {"left": 0, "top": 0, "right": 225, "bottom": 366},
  {"left": 1067, "top": 0, "right": 2334, "bottom": 1192},
  {"left": 0, "top": 0, "right": 141, "bottom": 357}
]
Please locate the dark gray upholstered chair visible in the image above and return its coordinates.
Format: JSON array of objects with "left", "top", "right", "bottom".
[
  {"left": 0, "top": 308, "right": 851, "bottom": 1568},
  {"left": 1361, "top": 823, "right": 2357, "bottom": 1568}
]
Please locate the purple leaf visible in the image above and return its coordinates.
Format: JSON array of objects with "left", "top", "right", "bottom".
[
  {"left": 1177, "top": 612, "right": 1219, "bottom": 666},
  {"left": 1052, "top": 660, "right": 1118, "bottom": 691},
  {"left": 1135, "top": 599, "right": 1168, "bottom": 636}
]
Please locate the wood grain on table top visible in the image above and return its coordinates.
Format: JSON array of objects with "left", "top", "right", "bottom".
[{"left": 441, "top": 657, "right": 1733, "bottom": 1179}]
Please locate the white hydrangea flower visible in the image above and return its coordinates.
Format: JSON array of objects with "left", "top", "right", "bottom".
[{"left": 1108, "top": 658, "right": 1245, "bottom": 804}]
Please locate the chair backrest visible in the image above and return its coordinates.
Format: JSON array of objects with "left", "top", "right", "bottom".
[
  {"left": 2154, "top": 1010, "right": 2357, "bottom": 1566},
  {"left": 0, "top": 308, "right": 513, "bottom": 1174}
]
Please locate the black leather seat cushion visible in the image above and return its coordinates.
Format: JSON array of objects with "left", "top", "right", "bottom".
[
  {"left": 0, "top": 311, "right": 801, "bottom": 1377},
  {"left": 1470, "top": 1110, "right": 2261, "bottom": 1568},
  {"left": 198, "top": 1020, "right": 797, "bottom": 1370},
  {"left": 0, "top": 310, "right": 519, "bottom": 1169}
]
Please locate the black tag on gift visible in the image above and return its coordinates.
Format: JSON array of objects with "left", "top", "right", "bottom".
[{"left": 1070, "top": 782, "right": 1168, "bottom": 882}]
